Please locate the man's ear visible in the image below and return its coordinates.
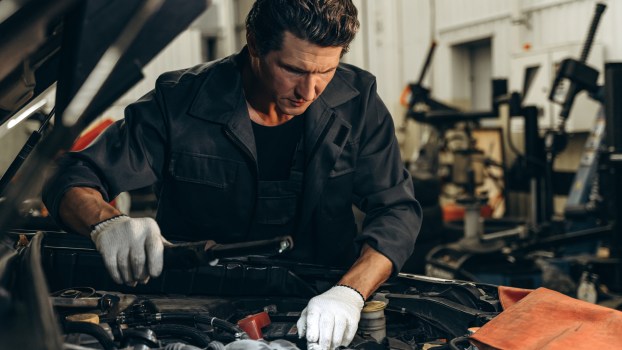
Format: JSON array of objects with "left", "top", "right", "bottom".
[{"left": 246, "top": 33, "right": 259, "bottom": 58}]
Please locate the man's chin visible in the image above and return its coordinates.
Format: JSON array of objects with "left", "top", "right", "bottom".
[{"left": 280, "top": 104, "right": 311, "bottom": 116}]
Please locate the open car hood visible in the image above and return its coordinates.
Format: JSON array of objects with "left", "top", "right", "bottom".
[
  {"left": 0, "top": 0, "right": 208, "bottom": 232},
  {"left": 0, "top": 1, "right": 207, "bottom": 349}
]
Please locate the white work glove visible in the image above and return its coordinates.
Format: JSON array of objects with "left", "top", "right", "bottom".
[
  {"left": 90, "top": 216, "right": 168, "bottom": 286},
  {"left": 297, "top": 285, "right": 365, "bottom": 350}
]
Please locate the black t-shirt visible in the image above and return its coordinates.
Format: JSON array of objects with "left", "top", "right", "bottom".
[{"left": 251, "top": 116, "right": 304, "bottom": 181}]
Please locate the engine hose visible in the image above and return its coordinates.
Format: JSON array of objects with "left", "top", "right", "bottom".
[
  {"left": 63, "top": 321, "right": 117, "bottom": 350},
  {"left": 448, "top": 335, "right": 471, "bottom": 350},
  {"left": 150, "top": 323, "right": 211, "bottom": 348},
  {"left": 159, "top": 313, "right": 248, "bottom": 339},
  {"left": 206, "top": 317, "right": 248, "bottom": 339}
]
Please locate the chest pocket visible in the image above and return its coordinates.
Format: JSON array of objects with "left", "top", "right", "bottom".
[
  {"left": 167, "top": 151, "right": 243, "bottom": 232},
  {"left": 170, "top": 152, "right": 238, "bottom": 188},
  {"left": 329, "top": 139, "right": 358, "bottom": 178}
]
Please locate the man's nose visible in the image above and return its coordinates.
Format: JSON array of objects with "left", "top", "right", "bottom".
[{"left": 295, "top": 75, "right": 319, "bottom": 101}]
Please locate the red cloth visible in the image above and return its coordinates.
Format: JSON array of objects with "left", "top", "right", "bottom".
[
  {"left": 470, "top": 286, "right": 622, "bottom": 350},
  {"left": 70, "top": 118, "right": 117, "bottom": 206},
  {"left": 71, "top": 118, "right": 114, "bottom": 151}
]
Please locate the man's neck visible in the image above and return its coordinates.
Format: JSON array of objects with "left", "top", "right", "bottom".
[
  {"left": 246, "top": 100, "right": 293, "bottom": 126},
  {"left": 241, "top": 56, "right": 292, "bottom": 126}
]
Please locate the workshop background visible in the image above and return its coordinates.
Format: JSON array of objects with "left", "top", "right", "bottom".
[{"left": 3, "top": 1, "right": 622, "bottom": 349}]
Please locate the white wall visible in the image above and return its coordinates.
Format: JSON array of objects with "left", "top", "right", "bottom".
[
  {"left": 429, "top": 0, "right": 620, "bottom": 122},
  {"left": 343, "top": 0, "right": 433, "bottom": 159},
  {"left": 193, "top": 0, "right": 237, "bottom": 58},
  {"left": 99, "top": 0, "right": 232, "bottom": 122}
]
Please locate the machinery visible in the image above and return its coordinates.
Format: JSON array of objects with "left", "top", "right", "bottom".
[
  {"left": 401, "top": 41, "right": 513, "bottom": 275},
  {"left": 424, "top": 2, "right": 622, "bottom": 305}
]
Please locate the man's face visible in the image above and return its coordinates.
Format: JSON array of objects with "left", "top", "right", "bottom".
[{"left": 251, "top": 32, "right": 342, "bottom": 116}]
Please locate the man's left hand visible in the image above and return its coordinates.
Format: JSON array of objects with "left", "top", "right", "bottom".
[{"left": 297, "top": 285, "right": 365, "bottom": 350}]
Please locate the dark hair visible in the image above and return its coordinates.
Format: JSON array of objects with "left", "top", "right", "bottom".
[{"left": 245, "top": 0, "right": 359, "bottom": 56}]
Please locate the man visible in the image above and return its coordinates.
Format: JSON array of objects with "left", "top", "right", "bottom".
[{"left": 43, "top": 0, "right": 422, "bottom": 349}]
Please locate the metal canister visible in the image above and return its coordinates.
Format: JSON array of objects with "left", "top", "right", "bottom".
[{"left": 358, "top": 300, "right": 387, "bottom": 342}]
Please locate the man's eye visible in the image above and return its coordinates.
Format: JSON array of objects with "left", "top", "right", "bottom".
[{"left": 286, "top": 67, "right": 305, "bottom": 75}]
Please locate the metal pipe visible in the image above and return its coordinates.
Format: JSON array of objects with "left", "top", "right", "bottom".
[
  {"left": 529, "top": 179, "right": 538, "bottom": 229},
  {"left": 523, "top": 106, "right": 543, "bottom": 226},
  {"left": 481, "top": 225, "right": 527, "bottom": 241},
  {"left": 463, "top": 204, "right": 481, "bottom": 240}
]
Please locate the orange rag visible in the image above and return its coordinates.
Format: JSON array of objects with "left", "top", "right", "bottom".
[{"left": 469, "top": 286, "right": 622, "bottom": 350}]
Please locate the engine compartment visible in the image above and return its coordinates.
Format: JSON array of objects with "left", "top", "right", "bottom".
[
  {"left": 2, "top": 231, "right": 502, "bottom": 350},
  {"left": 54, "top": 289, "right": 308, "bottom": 349}
]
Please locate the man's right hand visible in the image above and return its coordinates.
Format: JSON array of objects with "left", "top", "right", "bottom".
[{"left": 90, "top": 216, "right": 167, "bottom": 286}]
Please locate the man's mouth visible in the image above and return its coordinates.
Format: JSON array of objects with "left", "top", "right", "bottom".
[{"left": 289, "top": 99, "right": 307, "bottom": 107}]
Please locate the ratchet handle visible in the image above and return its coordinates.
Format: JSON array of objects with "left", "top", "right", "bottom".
[
  {"left": 208, "top": 235, "right": 294, "bottom": 259},
  {"left": 164, "top": 235, "right": 294, "bottom": 269}
]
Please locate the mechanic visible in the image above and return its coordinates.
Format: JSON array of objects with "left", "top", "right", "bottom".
[{"left": 42, "top": 0, "right": 422, "bottom": 349}]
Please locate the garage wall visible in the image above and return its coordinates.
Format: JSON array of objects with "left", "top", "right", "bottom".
[
  {"left": 428, "top": 0, "right": 621, "bottom": 109},
  {"left": 343, "top": 0, "right": 433, "bottom": 160},
  {"left": 99, "top": 0, "right": 236, "bottom": 122}
]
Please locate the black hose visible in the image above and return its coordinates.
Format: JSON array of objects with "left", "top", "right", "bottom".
[
  {"left": 151, "top": 323, "right": 211, "bottom": 348},
  {"left": 208, "top": 317, "right": 248, "bottom": 339},
  {"left": 448, "top": 335, "right": 471, "bottom": 350},
  {"left": 159, "top": 313, "right": 248, "bottom": 339},
  {"left": 63, "top": 321, "right": 117, "bottom": 350}
]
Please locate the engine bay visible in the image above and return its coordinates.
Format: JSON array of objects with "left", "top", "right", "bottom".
[{"left": 10, "top": 230, "right": 501, "bottom": 350}]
